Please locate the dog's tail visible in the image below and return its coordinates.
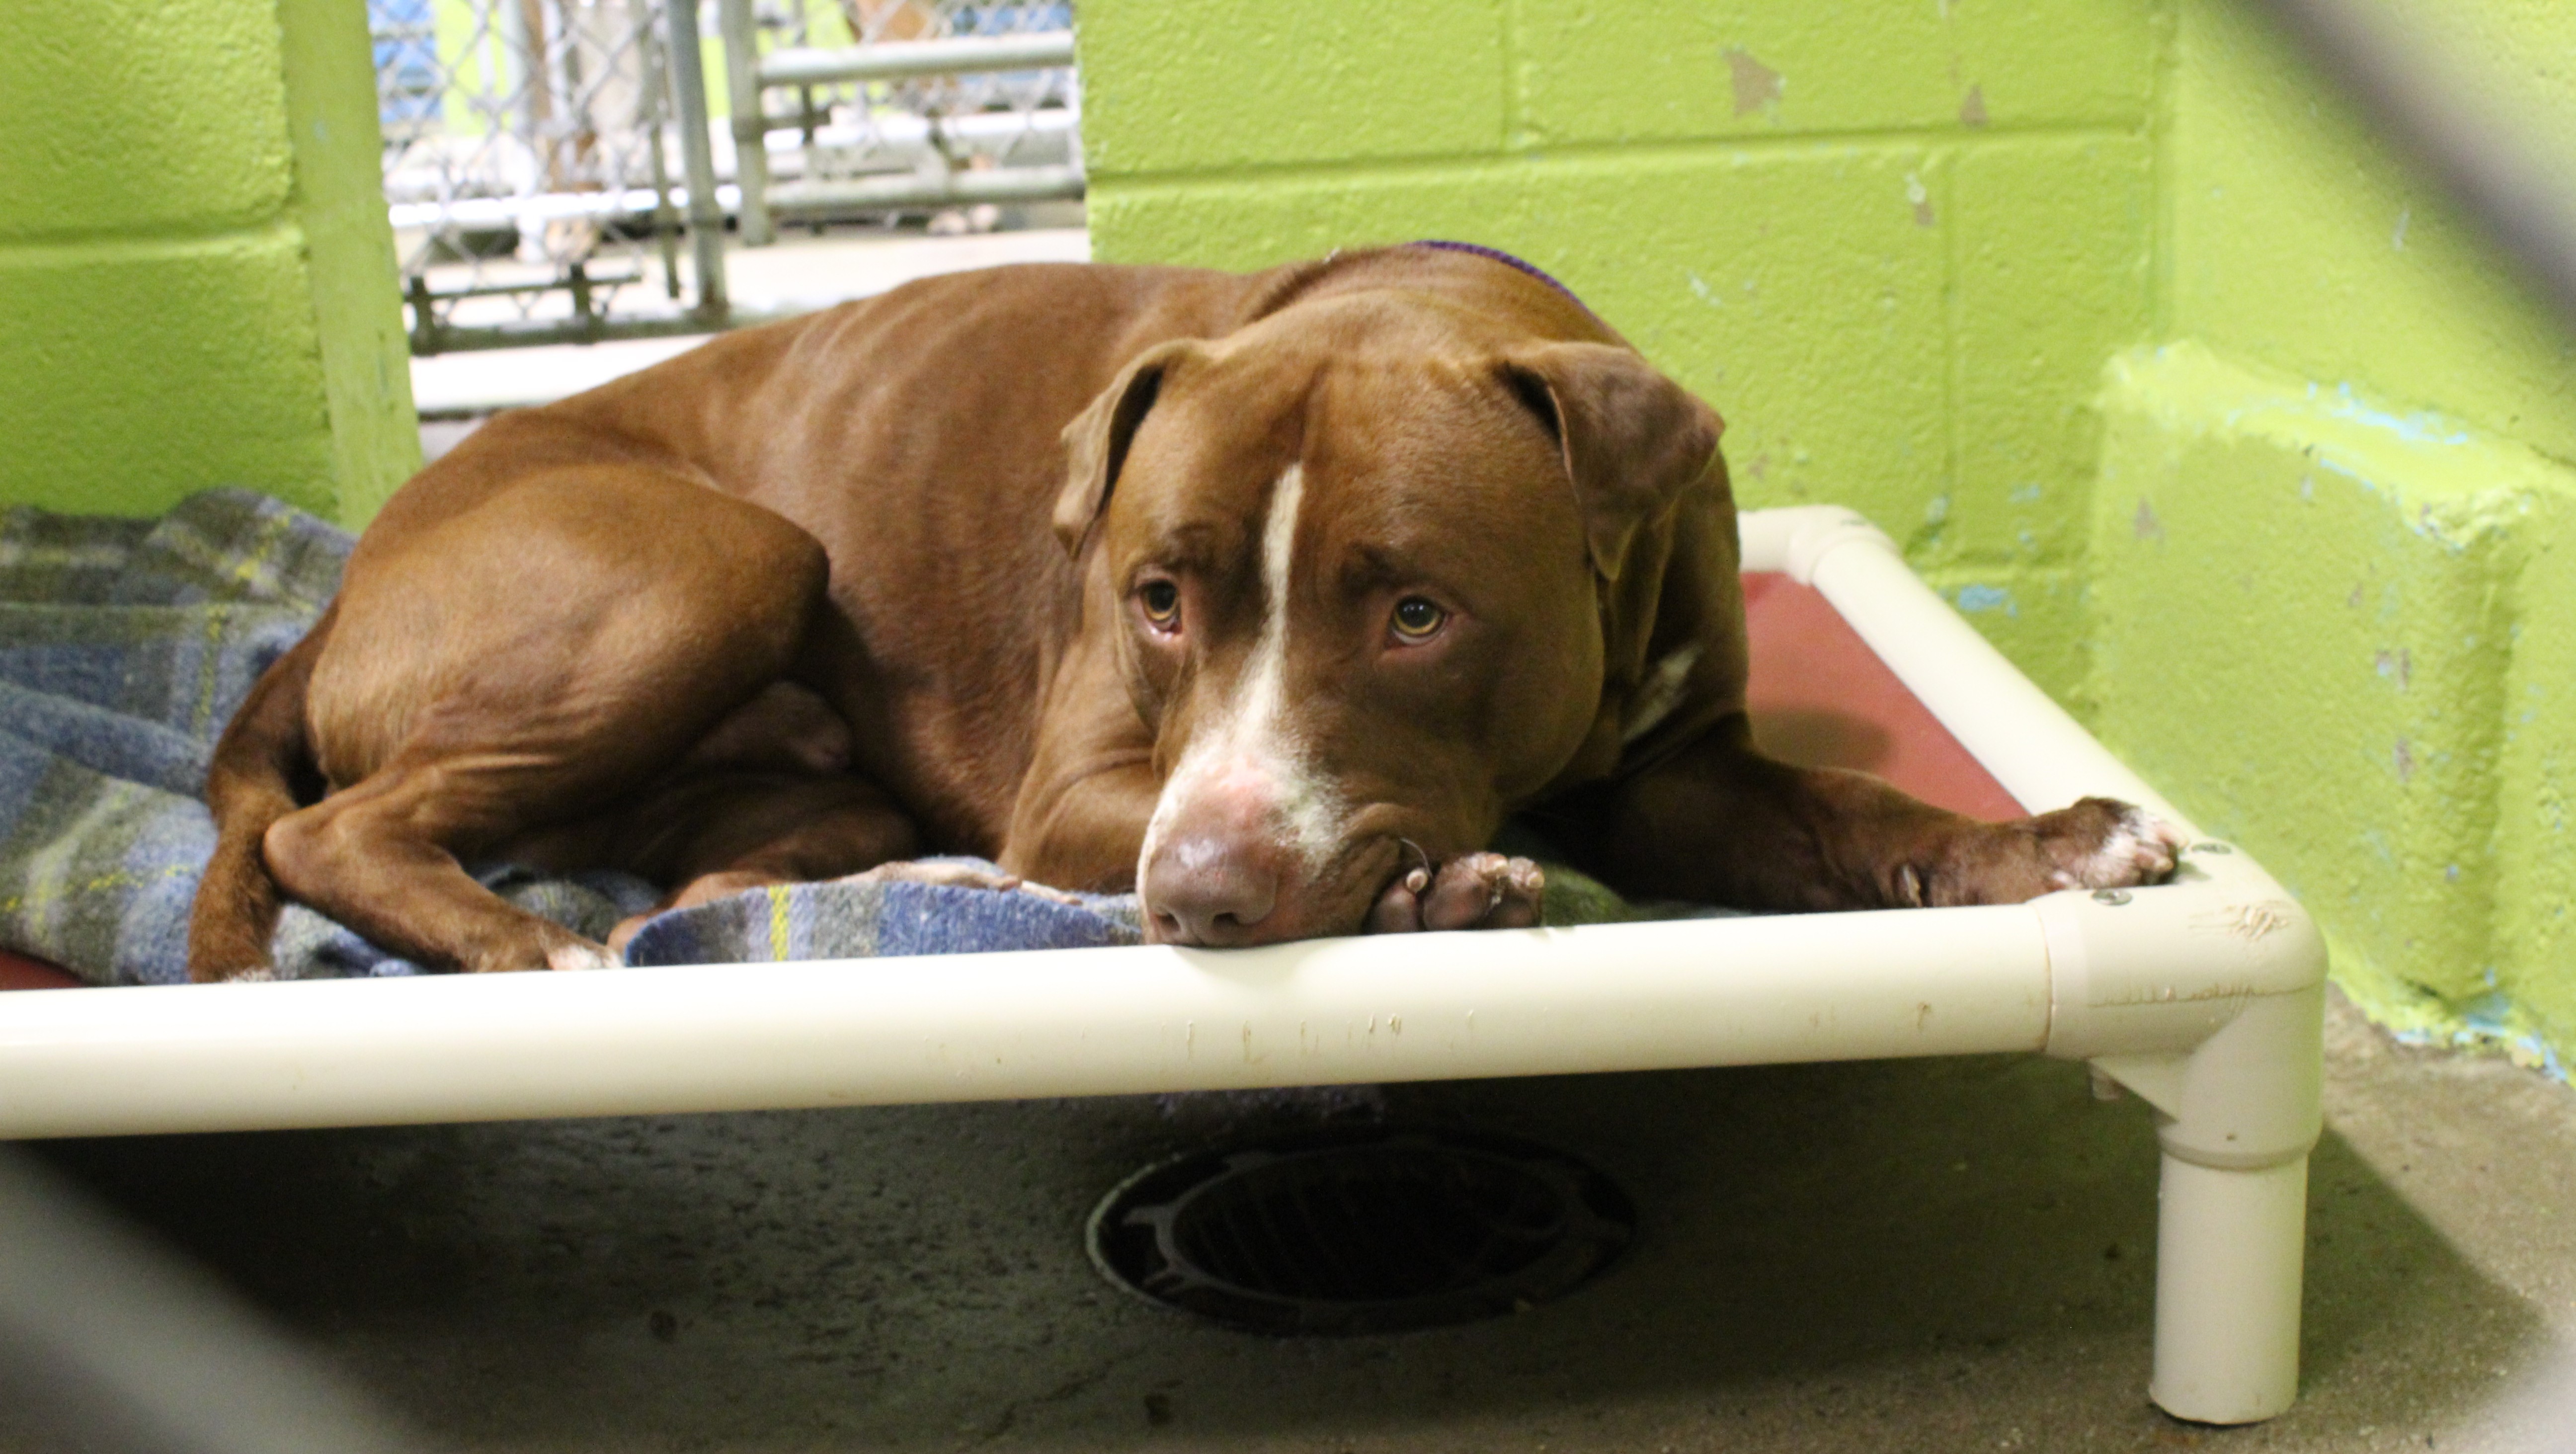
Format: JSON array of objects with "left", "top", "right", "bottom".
[{"left": 185, "top": 607, "right": 332, "bottom": 982}]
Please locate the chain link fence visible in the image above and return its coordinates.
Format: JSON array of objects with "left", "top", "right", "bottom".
[
  {"left": 367, "top": 0, "right": 1081, "bottom": 354},
  {"left": 373, "top": 0, "right": 706, "bottom": 351}
]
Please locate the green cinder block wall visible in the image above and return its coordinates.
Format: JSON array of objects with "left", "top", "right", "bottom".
[
  {"left": 1077, "top": 0, "right": 2576, "bottom": 1069},
  {"left": 2092, "top": 0, "right": 2576, "bottom": 1070},
  {"left": 0, "top": 0, "right": 418, "bottom": 526}
]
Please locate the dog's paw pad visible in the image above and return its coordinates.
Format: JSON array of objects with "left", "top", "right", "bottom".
[
  {"left": 1423, "top": 853, "right": 1545, "bottom": 931},
  {"left": 1365, "top": 863, "right": 1432, "bottom": 934}
]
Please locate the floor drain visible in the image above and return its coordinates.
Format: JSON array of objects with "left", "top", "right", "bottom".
[{"left": 1086, "top": 1125, "right": 1635, "bottom": 1335}]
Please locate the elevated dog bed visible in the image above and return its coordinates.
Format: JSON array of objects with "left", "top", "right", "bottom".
[{"left": 0, "top": 502, "right": 2324, "bottom": 1426}]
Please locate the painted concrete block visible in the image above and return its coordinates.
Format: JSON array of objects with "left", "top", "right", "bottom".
[
  {"left": 2496, "top": 500, "right": 2576, "bottom": 1064},
  {"left": 1095, "top": 145, "right": 1951, "bottom": 538},
  {"left": 2090, "top": 342, "right": 2576, "bottom": 1043},
  {"left": 0, "top": 0, "right": 294, "bottom": 240},
  {"left": 0, "top": 230, "right": 335, "bottom": 519},
  {"left": 280, "top": 0, "right": 424, "bottom": 522},
  {"left": 1076, "top": 0, "right": 1506, "bottom": 178},
  {"left": 1513, "top": 0, "right": 2158, "bottom": 146},
  {"left": 1944, "top": 136, "right": 2153, "bottom": 573},
  {"left": 2168, "top": 0, "right": 2576, "bottom": 467},
  {"left": 1924, "top": 565, "right": 2091, "bottom": 712}
]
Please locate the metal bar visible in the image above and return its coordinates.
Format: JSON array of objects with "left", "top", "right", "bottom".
[
  {"left": 715, "top": 0, "right": 774, "bottom": 246},
  {"left": 743, "top": 101, "right": 1079, "bottom": 140},
  {"left": 756, "top": 30, "right": 1076, "bottom": 87},
  {"left": 2242, "top": 0, "right": 2576, "bottom": 332},
  {"left": 637, "top": 23, "right": 686, "bottom": 302},
  {"left": 661, "top": 0, "right": 731, "bottom": 318},
  {"left": 404, "top": 274, "right": 438, "bottom": 356},
  {"left": 765, "top": 163, "right": 1085, "bottom": 216},
  {"left": 390, "top": 183, "right": 733, "bottom": 232},
  {"left": 415, "top": 267, "right": 645, "bottom": 303},
  {"left": 408, "top": 305, "right": 809, "bottom": 355},
  {"left": 566, "top": 260, "right": 598, "bottom": 340}
]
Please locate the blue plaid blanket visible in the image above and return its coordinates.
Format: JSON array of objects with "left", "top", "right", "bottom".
[{"left": 0, "top": 491, "right": 1700, "bottom": 986}]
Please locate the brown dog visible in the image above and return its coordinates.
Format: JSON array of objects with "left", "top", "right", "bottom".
[{"left": 187, "top": 245, "right": 2178, "bottom": 979}]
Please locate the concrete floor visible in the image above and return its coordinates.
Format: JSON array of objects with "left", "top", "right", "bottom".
[{"left": 10, "top": 988, "right": 2574, "bottom": 1452}]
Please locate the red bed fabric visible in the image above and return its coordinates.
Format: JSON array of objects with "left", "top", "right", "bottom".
[
  {"left": 0, "top": 571, "right": 2021, "bottom": 992},
  {"left": 1739, "top": 571, "right": 2025, "bottom": 823},
  {"left": 0, "top": 950, "right": 77, "bottom": 990}
]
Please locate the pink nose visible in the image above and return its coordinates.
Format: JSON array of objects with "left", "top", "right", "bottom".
[
  {"left": 1143, "top": 836, "right": 1282, "bottom": 945},
  {"left": 1142, "top": 788, "right": 1289, "bottom": 946}
]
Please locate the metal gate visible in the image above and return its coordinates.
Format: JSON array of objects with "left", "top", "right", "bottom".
[
  {"left": 714, "top": 0, "right": 1080, "bottom": 246},
  {"left": 369, "top": 0, "right": 1081, "bottom": 354}
]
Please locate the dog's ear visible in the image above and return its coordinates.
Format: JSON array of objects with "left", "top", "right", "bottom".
[
  {"left": 1054, "top": 339, "right": 1201, "bottom": 557},
  {"left": 1499, "top": 343, "right": 1724, "bottom": 582}
]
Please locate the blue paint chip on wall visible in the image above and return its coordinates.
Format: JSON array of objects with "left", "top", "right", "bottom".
[{"left": 1953, "top": 584, "right": 2017, "bottom": 617}]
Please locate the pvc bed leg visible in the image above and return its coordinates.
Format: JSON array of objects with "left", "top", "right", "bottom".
[
  {"left": 2088, "top": 985, "right": 2324, "bottom": 1425},
  {"left": 2150, "top": 1149, "right": 2309, "bottom": 1424}
]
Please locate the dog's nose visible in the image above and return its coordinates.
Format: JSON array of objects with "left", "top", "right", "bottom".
[{"left": 1141, "top": 831, "right": 1284, "bottom": 946}]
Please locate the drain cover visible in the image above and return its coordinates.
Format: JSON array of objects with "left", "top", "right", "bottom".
[{"left": 1086, "top": 1126, "right": 1634, "bottom": 1335}]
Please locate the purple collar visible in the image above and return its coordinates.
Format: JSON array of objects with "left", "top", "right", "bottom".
[{"left": 1409, "top": 240, "right": 1590, "bottom": 311}]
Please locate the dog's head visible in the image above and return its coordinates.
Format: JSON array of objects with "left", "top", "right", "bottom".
[{"left": 1054, "top": 296, "right": 1724, "bottom": 946}]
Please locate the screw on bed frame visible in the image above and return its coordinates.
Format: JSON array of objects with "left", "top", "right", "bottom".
[{"left": 2092, "top": 889, "right": 2133, "bottom": 905}]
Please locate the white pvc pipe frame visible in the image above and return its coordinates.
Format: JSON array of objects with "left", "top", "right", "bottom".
[{"left": 0, "top": 507, "right": 2325, "bottom": 1426}]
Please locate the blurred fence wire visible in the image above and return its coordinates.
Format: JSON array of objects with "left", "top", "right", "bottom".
[
  {"left": 0, "top": 1149, "right": 427, "bottom": 1454},
  {"left": 2241, "top": 0, "right": 2576, "bottom": 335}
]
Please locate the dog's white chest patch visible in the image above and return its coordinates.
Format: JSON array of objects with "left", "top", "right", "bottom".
[{"left": 1621, "top": 644, "right": 1702, "bottom": 745}]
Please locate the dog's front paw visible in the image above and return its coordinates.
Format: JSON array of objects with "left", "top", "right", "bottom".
[
  {"left": 2035, "top": 798, "right": 2185, "bottom": 891},
  {"left": 1896, "top": 799, "right": 2184, "bottom": 907},
  {"left": 546, "top": 942, "right": 619, "bottom": 972},
  {"left": 1366, "top": 852, "right": 1545, "bottom": 933},
  {"left": 462, "top": 925, "right": 614, "bottom": 973}
]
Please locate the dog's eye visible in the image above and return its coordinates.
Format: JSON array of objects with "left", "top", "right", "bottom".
[
  {"left": 1139, "top": 579, "right": 1182, "bottom": 630},
  {"left": 1390, "top": 596, "right": 1446, "bottom": 642}
]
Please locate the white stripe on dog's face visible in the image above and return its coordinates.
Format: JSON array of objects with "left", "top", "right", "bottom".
[{"left": 1139, "top": 464, "right": 1350, "bottom": 881}]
